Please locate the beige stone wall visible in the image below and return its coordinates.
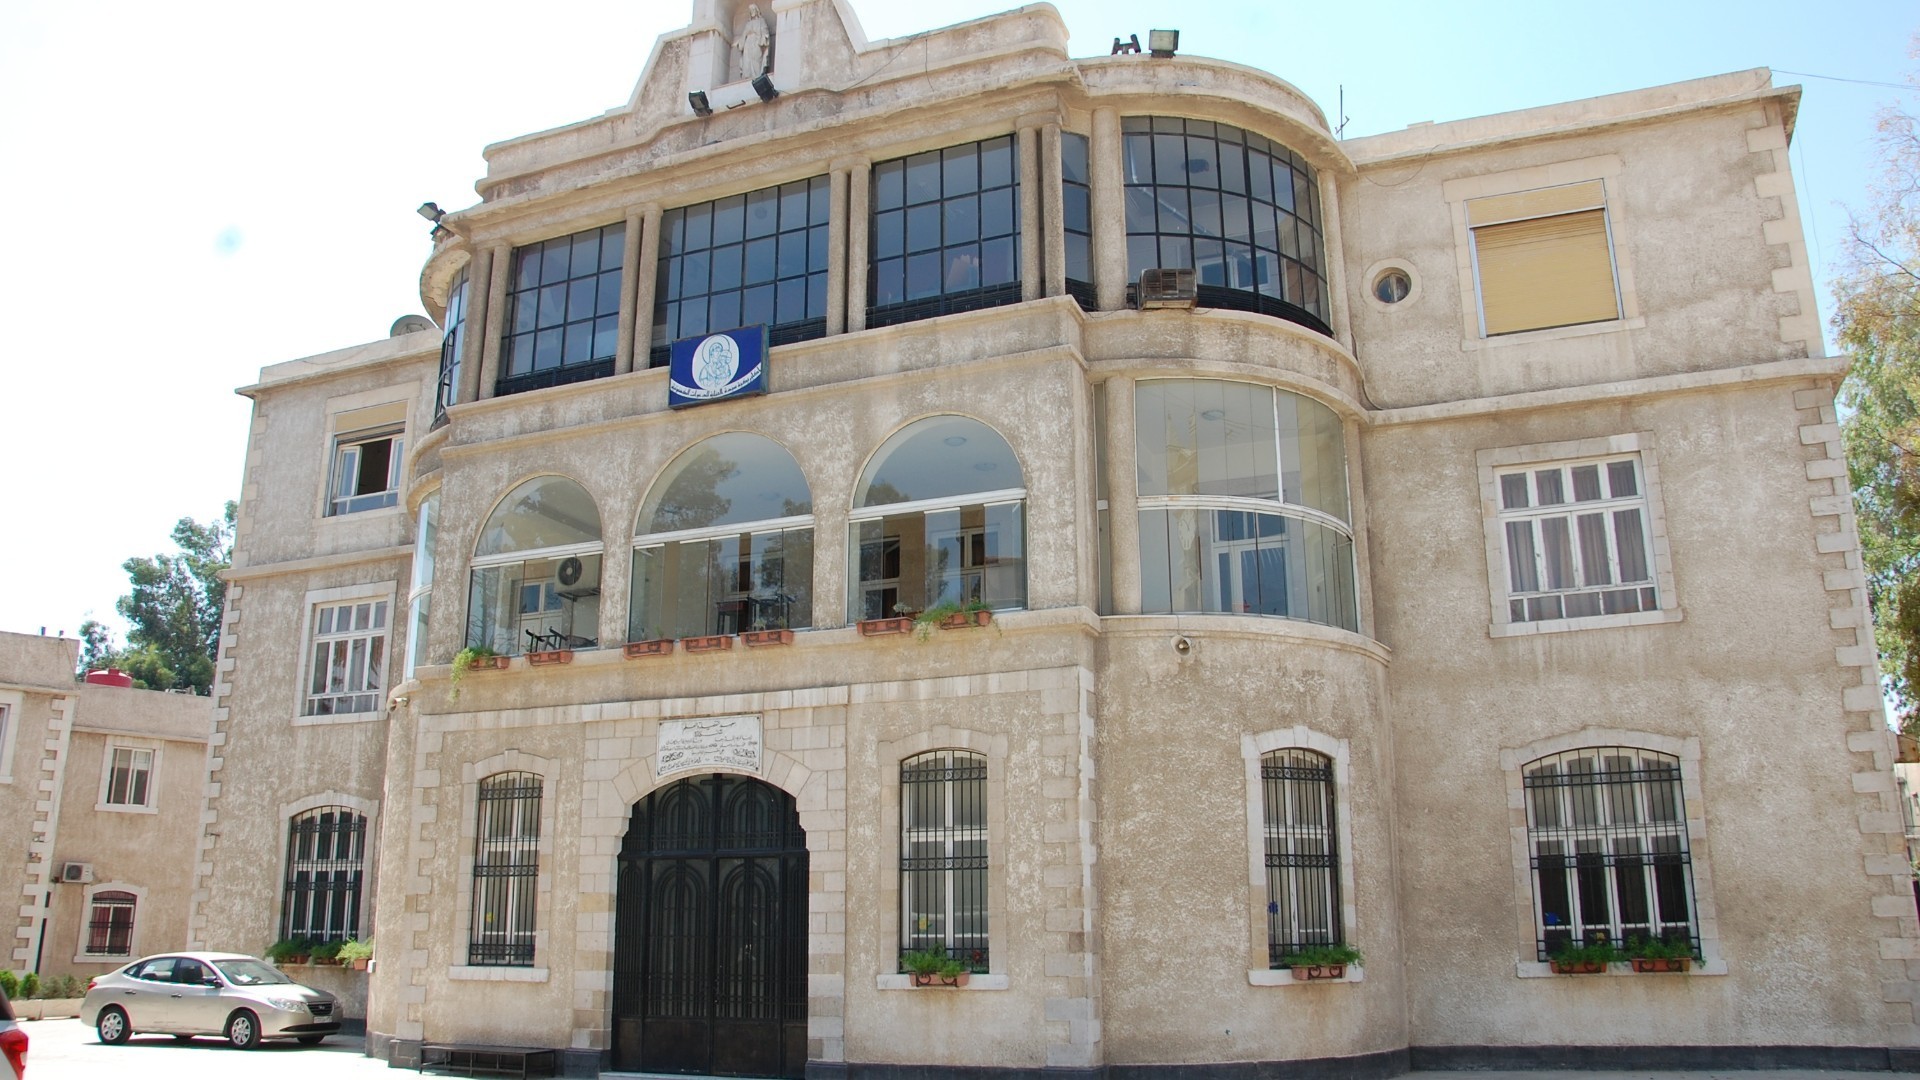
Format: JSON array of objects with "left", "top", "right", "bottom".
[{"left": 0, "top": 633, "right": 77, "bottom": 974}]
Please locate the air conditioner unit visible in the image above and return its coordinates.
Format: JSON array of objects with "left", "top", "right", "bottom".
[
  {"left": 59, "top": 862, "right": 93, "bottom": 884},
  {"left": 1137, "top": 267, "right": 1197, "bottom": 309}
]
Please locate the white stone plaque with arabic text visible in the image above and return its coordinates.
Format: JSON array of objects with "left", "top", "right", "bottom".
[{"left": 656, "top": 715, "right": 762, "bottom": 778}]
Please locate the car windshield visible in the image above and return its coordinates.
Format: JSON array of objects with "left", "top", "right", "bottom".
[{"left": 213, "top": 959, "right": 294, "bottom": 986}]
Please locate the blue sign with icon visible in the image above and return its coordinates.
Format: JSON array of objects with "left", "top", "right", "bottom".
[{"left": 668, "top": 325, "right": 769, "bottom": 409}]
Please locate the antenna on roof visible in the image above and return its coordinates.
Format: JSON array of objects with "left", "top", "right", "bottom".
[{"left": 1337, "top": 86, "right": 1349, "bottom": 140}]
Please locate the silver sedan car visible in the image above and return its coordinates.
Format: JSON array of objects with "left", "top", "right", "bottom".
[{"left": 79, "top": 952, "right": 340, "bottom": 1049}]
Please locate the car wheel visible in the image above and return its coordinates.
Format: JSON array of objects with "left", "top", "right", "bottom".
[
  {"left": 96, "top": 1005, "right": 131, "bottom": 1045},
  {"left": 297, "top": 1035, "right": 326, "bottom": 1045},
  {"left": 225, "top": 1010, "right": 261, "bottom": 1050}
]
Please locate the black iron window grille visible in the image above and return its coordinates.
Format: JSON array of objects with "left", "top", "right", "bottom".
[
  {"left": 650, "top": 177, "right": 831, "bottom": 368},
  {"left": 900, "top": 750, "right": 989, "bottom": 972},
  {"left": 435, "top": 269, "right": 468, "bottom": 422},
  {"left": 86, "top": 890, "right": 136, "bottom": 956},
  {"left": 869, "top": 136, "right": 1022, "bottom": 330},
  {"left": 1061, "top": 132, "right": 1094, "bottom": 309},
  {"left": 498, "top": 223, "right": 625, "bottom": 398},
  {"left": 470, "top": 771, "right": 543, "bottom": 966},
  {"left": 1122, "top": 116, "right": 1330, "bottom": 336},
  {"left": 1261, "top": 749, "right": 1341, "bottom": 965},
  {"left": 1523, "top": 747, "right": 1699, "bottom": 960},
  {"left": 280, "top": 807, "right": 366, "bottom": 943}
]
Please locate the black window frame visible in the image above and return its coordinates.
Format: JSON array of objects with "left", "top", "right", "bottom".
[
  {"left": 280, "top": 806, "right": 367, "bottom": 943},
  {"left": 434, "top": 268, "right": 469, "bottom": 424},
  {"left": 1122, "top": 116, "right": 1331, "bottom": 336},
  {"left": 1061, "top": 131, "right": 1094, "bottom": 309},
  {"left": 469, "top": 771, "right": 543, "bottom": 967},
  {"left": 1260, "top": 748, "right": 1342, "bottom": 965},
  {"left": 899, "top": 749, "right": 989, "bottom": 973},
  {"left": 497, "top": 223, "right": 626, "bottom": 398},
  {"left": 868, "top": 135, "right": 1022, "bottom": 329}
]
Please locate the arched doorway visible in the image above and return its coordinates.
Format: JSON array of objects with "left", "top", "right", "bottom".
[{"left": 612, "top": 773, "right": 808, "bottom": 1078}]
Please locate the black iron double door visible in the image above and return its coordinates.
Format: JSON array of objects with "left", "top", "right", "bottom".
[{"left": 613, "top": 774, "right": 808, "bottom": 1078}]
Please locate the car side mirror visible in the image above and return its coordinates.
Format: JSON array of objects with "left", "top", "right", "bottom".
[{"left": 203, "top": 975, "right": 223, "bottom": 987}]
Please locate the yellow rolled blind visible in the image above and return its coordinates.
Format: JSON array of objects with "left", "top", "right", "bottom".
[
  {"left": 334, "top": 400, "right": 407, "bottom": 434},
  {"left": 1467, "top": 180, "right": 1605, "bottom": 227},
  {"left": 1473, "top": 209, "right": 1619, "bottom": 335}
]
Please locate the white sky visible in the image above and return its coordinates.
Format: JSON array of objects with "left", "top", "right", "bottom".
[{"left": 0, "top": 0, "right": 1911, "bottom": 645}]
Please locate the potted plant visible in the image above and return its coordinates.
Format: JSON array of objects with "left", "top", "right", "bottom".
[
  {"left": 1548, "top": 939, "right": 1624, "bottom": 974},
  {"left": 1275, "top": 942, "right": 1364, "bottom": 980},
  {"left": 266, "top": 937, "right": 314, "bottom": 966},
  {"left": 683, "top": 632, "right": 735, "bottom": 653},
  {"left": 337, "top": 938, "right": 374, "bottom": 972},
  {"left": 449, "top": 645, "right": 507, "bottom": 699},
  {"left": 859, "top": 604, "right": 919, "bottom": 638},
  {"left": 900, "top": 947, "right": 970, "bottom": 988},
  {"left": 624, "top": 637, "right": 675, "bottom": 658},
  {"left": 912, "top": 598, "right": 994, "bottom": 640},
  {"left": 742, "top": 620, "right": 794, "bottom": 647},
  {"left": 1624, "top": 936, "right": 1695, "bottom": 973},
  {"left": 309, "top": 940, "right": 344, "bottom": 966}
]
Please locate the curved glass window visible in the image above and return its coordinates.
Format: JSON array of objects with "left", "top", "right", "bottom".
[
  {"left": 436, "top": 269, "right": 468, "bottom": 420},
  {"left": 869, "top": 136, "right": 1021, "bottom": 328},
  {"left": 469, "top": 477, "right": 603, "bottom": 655},
  {"left": 630, "top": 433, "right": 814, "bottom": 640},
  {"left": 499, "top": 222, "right": 625, "bottom": 397},
  {"left": 1122, "top": 117, "right": 1329, "bottom": 335},
  {"left": 1136, "top": 380, "right": 1355, "bottom": 630},
  {"left": 851, "top": 416, "right": 1026, "bottom": 619}
]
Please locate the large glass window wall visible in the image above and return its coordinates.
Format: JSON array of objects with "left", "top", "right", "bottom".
[
  {"left": 467, "top": 476, "right": 603, "bottom": 655},
  {"left": 499, "top": 223, "right": 625, "bottom": 397},
  {"left": 435, "top": 269, "right": 468, "bottom": 421},
  {"left": 651, "top": 178, "right": 830, "bottom": 367},
  {"left": 869, "top": 136, "right": 1021, "bottom": 328}
]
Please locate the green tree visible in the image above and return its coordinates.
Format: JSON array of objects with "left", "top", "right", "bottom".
[
  {"left": 76, "top": 503, "right": 236, "bottom": 694},
  {"left": 1835, "top": 71, "right": 1920, "bottom": 732}
]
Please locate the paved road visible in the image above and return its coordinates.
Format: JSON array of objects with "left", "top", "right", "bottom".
[{"left": 20, "top": 1014, "right": 390, "bottom": 1079}]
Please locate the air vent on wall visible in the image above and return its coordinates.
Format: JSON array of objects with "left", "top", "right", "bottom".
[
  {"left": 1137, "top": 268, "right": 1197, "bottom": 309},
  {"left": 59, "top": 862, "right": 93, "bottom": 884}
]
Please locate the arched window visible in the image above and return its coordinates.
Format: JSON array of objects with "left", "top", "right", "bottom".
[
  {"left": 1522, "top": 747, "right": 1698, "bottom": 959},
  {"left": 1260, "top": 749, "right": 1340, "bottom": 965},
  {"left": 850, "top": 416, "right": 1026, "bottom": 620},
  {"left": 435, "top": 268, "right": 468, "bottom": 420},
  {"left": 1123, "top": 117, "right": 1329, "bottom": 334},
  {"left": 1135, "top": 380, "right": 1356, "bottom": 631},
  {"left": 85, "top": 890, "right": 137, "bottom": 958},
  {"left": 281, "top": 807, "right": 367, "bottom": 943},
  {"left": 900, "top": 750, "right": 988, "bottom": 971},
  {"left": 471, "top": 771, "right": 542, "bottom": 966},
  {"left": 630, "top": 433, "right": 814, "bottom": 639},
  {"left": 468, "top": 476, "right": 603, "bottom": 655}
]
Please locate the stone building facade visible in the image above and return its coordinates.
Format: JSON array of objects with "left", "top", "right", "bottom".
[
  {"left": 0, "top": 632, "right": 210, "bottom": 982},
  {"left": 192, "top": 1, "right": 1918, "bottom": 1075}
]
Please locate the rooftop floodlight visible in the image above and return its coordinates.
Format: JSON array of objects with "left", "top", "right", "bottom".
[
  {"left": 1111, "top": 34, "right": 1141, "bottom": 55},
  {"left": 688, "top": 90, "right": 713, "bottom": 117},
  {"left": 1148, "top": 29, "right": 1179, "bottom": 57},
  {"left": 416, "top": 202, "right": 446, "bottom": 223},
  {"left": 751, "top": 73, "right": 778, "bottom": 102}
]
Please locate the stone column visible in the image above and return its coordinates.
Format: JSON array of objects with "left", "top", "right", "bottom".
[
  {"left": 1019, "top": 125, "right": 1041, "bottom": 302},
  {"left": 846, "top": 160, "right": 870, "bottom": 333},
  {"left": 1041, "top": 123, "right": 1066, "bottom": 299},
  {"left": 827, "top": 168, "right": 850, "bottom": 336},
  {"left": 1103, "top": 376, "right": 1141, "bottom": 614},
  {"left": 1091, "top": 108, "right": 1127, "bottom": 312},
  {"left": 630, "top": 204, "right": 663, "bottom": 369},
  {"left": 1318, "top": 176, "right": 1354, "bottom": 351},
  {"left": 476, "top": 243, "right": 512, "bottom": 401},
  {"left": 455, "top": 247, "right": 492, "bottom": 407},
  {"left": 615, "top": 209, "right": 644, "bottom": 376}
]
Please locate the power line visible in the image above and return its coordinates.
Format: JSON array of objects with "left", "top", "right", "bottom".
[{"left": 1773, "top": 69, "right": 1914, "bottom": 92}]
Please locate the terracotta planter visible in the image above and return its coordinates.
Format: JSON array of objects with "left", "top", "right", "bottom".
[
  {"left": 858, "top": 616, "right": 916, "bottom": 637},
  {"left": 683, "top": 634, "right": 735, "bottom": 653},
  {"left": 1630, "top": 957, "right": 1691, "bottom": 973},
  {"left": 351, "top": 958, "right": 370, "bottom": 972},
  {"left": 526, "top": 649, "right": 573, "bottom": 666},
  {"left": 624, "top": 639, "right": 675, "bottom": 658},
  {"left": 910, "top": 971, "right": 970, "bottom": 988},
  {"left": 743, "top": 628, "right": 794, "bottom": 647},
  {"left": 1295, "top": 963, "right": 1346, "bottom": 981},
  {"left": 281, "top": 955, "right": 310, "bottom": 966},
  {"left": 939, "top": 609, "right": 993, "bottom": 630},
  {"left": 1550, "top": 960, "right": 1609, "bottom": 975},
  {"left": 466, "top": 655, "right": 510, "bottom": 671}
]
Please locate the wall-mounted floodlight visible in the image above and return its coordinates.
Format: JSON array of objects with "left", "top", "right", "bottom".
[
  {"left": 1148, "top": 29, "right": 1179, "bottom": 57},
  {"left": 688, "top": 90, "right": 713, "bottom": 117},
  {"left": 417, "top": 202, "right": 446, "bottom": 224},
  {"left": 751, "top": 74, "right": 778, "bottom": 102},
  {"left": 1111, "top": 34, "right": 1141, "bottom": 55}
]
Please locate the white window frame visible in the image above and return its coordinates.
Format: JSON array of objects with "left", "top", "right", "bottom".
[
  {"left": 1478, "top": 432, "right": 1681, "bottom": 638},
  {"left": 328, "top": 424, "right": 406, "bottom": 516},
  {"left": 296, "top": 583, "right": 397, "bottom": 725},
  {"left": 97, "top": 740, "right": 159, "bottom": 813},
  {"left": 449, "top": 750, "right": 554, "bottom": 981},
  {"left": 0, "top": 690, "right": 20, "bottom": 783},
  {"left": 74, "top": 882, "right": 146, "bottom": 964},
  {"left": 318, "top": 387, "right": 413, "bottom": 522},
  {"left": 1500, "top": 729, "right": 1725, "bottom": 978},
  {"left": 1243, "top": 728, "right": 1360, "bottom": 986},
  {"left": 405, "top": 489, "right": 440, "bottom": 680}
]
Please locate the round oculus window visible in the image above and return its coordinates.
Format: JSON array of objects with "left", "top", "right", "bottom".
[{"left": 1373, "top": 269, "right": 1412, "bottom": 304}]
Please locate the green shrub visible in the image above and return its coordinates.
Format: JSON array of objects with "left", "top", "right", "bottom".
[
  {"left": 1275, "top": 943, "right": 1364, "bottom": 969},
  {"left": 1624, "top": 936, "right": 1696, "bottom": 961},
  {"left": 18, "top": 974, "right": 37, "bottom": 1000},
  {"left": 265, "top": 937, "right": 314, "bottom": 962},
  {"left": 1550, "top": 940, "right": 1625, "bottom": 967},
  {"left": 310, "top": 940, "right": 343, "bottom": 962},
  {"left": 336, "top": 938, "right": 373, "bottom": 964},
  {"left": 0, "top": 971, "right": 17, "bottom": 999}
]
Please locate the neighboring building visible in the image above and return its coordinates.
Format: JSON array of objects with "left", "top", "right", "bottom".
[
  {"left": 191, "top": 1, "right": 1918, "bottom": 1075},
  {"left": 0, "top": 632, "right": 210, "bottom": 981}
]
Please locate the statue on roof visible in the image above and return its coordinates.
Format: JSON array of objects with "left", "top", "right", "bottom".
[{"left": 733, "top": 4, "right": 771, "bottom": 81}]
